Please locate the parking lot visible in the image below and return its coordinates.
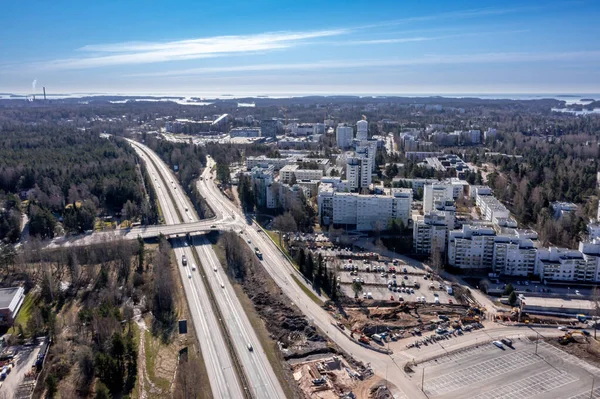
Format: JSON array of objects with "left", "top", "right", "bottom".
[
  {"left": 336, "top": 259, "right": 453, "bottom": 303},
  {"left": 412, "top": 338, "right": 600, "bottom": 399}
]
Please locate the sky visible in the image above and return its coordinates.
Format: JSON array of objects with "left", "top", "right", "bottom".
[{"left": 1, "top": 0, "right": 600, "bottom": 97}]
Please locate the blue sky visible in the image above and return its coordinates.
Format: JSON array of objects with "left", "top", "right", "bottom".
[{"left": 2, "top": 0, "right": 600, "bottom": 96}]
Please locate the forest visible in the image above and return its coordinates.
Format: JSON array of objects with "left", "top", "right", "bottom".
[
  {"left": 0, "top": 124, "right": 150, "bottom": 240},
  {"left": 476, "top": 131, "right": 599, "bottom": 247}
]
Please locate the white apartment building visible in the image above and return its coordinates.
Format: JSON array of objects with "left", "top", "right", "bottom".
[
  {"left": 394, "top": 178, "right": 439, "bottom": 194},
  {"left": 318, "top": 185, "right": 412, "bottom": 231},
  {"left": 536, "top": 247, "right": 584, "bottom": 282},
  {"left": 413, "top": 211, "right": 453, "bottom": 255},
  {"left": 313, "top": 123, "right": 326, "bottom": 135},
  {"left": 475, "top": 192, "right": 510, "bottom": 222},
  {"left": 291, "top": 124, "right": 314, "bottom": 136},
  {"left": 484, "top": 128, "right": 497, "bottom": 141},
  {"left": 448, "top": 225, "right": 497, "bottom": 269},
  {"left": 295, "top": 169, "right": 323, "bottom": 181},
  {"left": 279, "top": 164, "right": 298, "bottom": 183},
  {"left": 551, "top": 202, "right": 578, "bottom": 219},
  {"left": 588, "top": 223, "right": 600, "bottom": 240},
  {"left": 492, "top": 235, "right": 537, "bottom": 277},
  {"left": 469, "top": 185, "right": 492, "bottom": 199},
  {"left": 246, "top": 156, "right": 294, "bottom": 171},
  {"left": 356, "top": 119, "right": 369, "bottom": 141},
  {"left": 249, "top": 165, "right": 275, "bottom": 208},
  {"left": 346, "top": 156, "right": 371, "bottom": 191},
  {"left": 336, "top": 125, "right": 354, "bottom": 149},
  {"left": 229, "top": 127, "right": 261, "bottom": 137},
  {"left": 423, "top": 183, "right": 455, "bottom": 212},
  {"left": 579, "top": 239, "right": 600, "bottom": 282},
  {"left": 532, "top": 239, "right": 600, "bottom": 283},
  {"left": 357, "top": 140, "right": 378, "bottom": 171},
  {"left": 279, "top": 164, "right": 324, "bottom": 184}
]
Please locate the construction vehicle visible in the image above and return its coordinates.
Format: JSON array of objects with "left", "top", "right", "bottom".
[
  {"left": 461, "top": 315, "right": 480, "bottom": 324},
  {"left": 558, "top": 331, "right": 587, "bottom": 345},
  {"left": 371, "top": 334, "right": 384, "bottom": 343},
  {"left": 358, "top": 335, "right": 370, "bottom": 345}
]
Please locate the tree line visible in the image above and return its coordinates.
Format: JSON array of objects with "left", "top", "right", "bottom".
[{"left": 0, "top": 124, "right": 151, "bottom": 240}]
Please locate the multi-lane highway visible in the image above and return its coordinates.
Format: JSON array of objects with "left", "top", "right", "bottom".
[
  {"left": 130, "top": 141, "right": 244, "bottom": 399},
  {"left": 131, "top": 141, "right": 285, "bottom": 399}
]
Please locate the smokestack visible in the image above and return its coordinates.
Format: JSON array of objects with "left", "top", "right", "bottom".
[{"left": 43, "top": 87, "right": 46, "bottom": 101}]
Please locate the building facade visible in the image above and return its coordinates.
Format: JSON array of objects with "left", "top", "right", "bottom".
[
  {"left": 336, "top": 125, "right": 354, "bottom": 149},
  {"left": 318, "top": 186, "right": 412, "bottom": 231}
]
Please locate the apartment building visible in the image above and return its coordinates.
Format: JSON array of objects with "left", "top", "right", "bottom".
[
  {"left": 336, "top": 125, "right": 354, "bottom": 149},
  {"left": 536, "top": 247, "right": 585, "bottom": 282},
  {"left": 356, "top": 119, "right": 369, "bottom": 141},
  {"left": 551, "top": 201, "right": 578, "bottom": 219},
  {"left": 394, "top": 178, "right": 439, "bottom": 194},
  {"left": 279, "top": 164, "right": 323, "bottom": 184},
  {"left": 249, "top": 165, "right": 275, "bottom": 208},
  {"left": 492, "top": 235, "right": 537, "bottom": 277},
  {"left": 413, "top": 211, "right": 453, "bottom": 255},
  {"left": 475, "top": 191, "right": 510, "bottom": 222},
  {"left": 318, "top": 185, "right": 412, "bottom": 231},
  {"left": 229, "top": 127, "right": 261, "bottom": 137},
  {"left": 423, "top": 183, "right": 455, "bottom": 212},
  {"left": 447, "top": 225, "right": 497, "bottom": 269},
  {"left": 356, "top": 140, "right": 378, "bottom": 171},
  {"left": 246, "top": 156, "right": 294, "bottom": 171},
  {"left": 346, "top": 156, "right": 371, "bottom": 191}
]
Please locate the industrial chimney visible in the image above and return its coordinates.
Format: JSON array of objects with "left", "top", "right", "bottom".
[{"left": 43, "top": 87, "right": 46, "bottom": 101}]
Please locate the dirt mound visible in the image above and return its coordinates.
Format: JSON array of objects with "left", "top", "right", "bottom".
[{"left": 222, "top": 235, "right": 329, "bottom": 358}]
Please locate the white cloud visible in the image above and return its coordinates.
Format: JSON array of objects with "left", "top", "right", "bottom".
[
  {"left": 127, "top": 50, "right": 600, "bottom": 78},
  {"left": 41, "top": 29, "right": 347, "bottom": 69}
]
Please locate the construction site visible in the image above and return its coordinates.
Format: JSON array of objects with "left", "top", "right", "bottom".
[
  {"left": 328, "top": 300, "right": 487, "bottom": 349},
  {"left": 291, "top": 354, "right": 395, "bottom": 399}
]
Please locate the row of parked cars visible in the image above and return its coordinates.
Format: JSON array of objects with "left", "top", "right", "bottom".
[{"left": 406, "top": 322, "right": 484, "bottom": 348}]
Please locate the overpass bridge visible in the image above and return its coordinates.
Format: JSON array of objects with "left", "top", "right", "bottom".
[{"left": 45, "top": 217, "right": 234, "bottom": 248}]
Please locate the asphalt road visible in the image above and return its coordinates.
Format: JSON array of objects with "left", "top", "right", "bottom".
[
  {"left": 130, "top": 142, "right": 244, "bottom": 399},
  {"left": 132, "top": 142, "right": 284, "bottom": 399}
]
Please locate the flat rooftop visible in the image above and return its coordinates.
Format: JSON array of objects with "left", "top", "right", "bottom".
[
  {"left": 522, "top": 295, "right": 594, "bottom": 311},
  {"left": 0, "top": 287, "right": 21, "bottom": 309}
]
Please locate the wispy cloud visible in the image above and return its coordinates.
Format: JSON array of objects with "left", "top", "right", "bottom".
[
  {"left": 341, "top": 30, "right": 527, "bottom": 45},
  {"left": 127, "top": 51, "right": 600, "bottom": 77},
  {"left": 32, "top": 5, "right": 545, "bottom": 70},
  {"left": 41, "top": 29, "right": 346, "bottom": 69}
]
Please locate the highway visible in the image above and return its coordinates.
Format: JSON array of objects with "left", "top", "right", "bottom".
[
  {"left": 129, "top": 142, "right": 245, "bottom": 399},
  {"left": 131, "top": 141, "right": 285, "bottom": 399}
]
